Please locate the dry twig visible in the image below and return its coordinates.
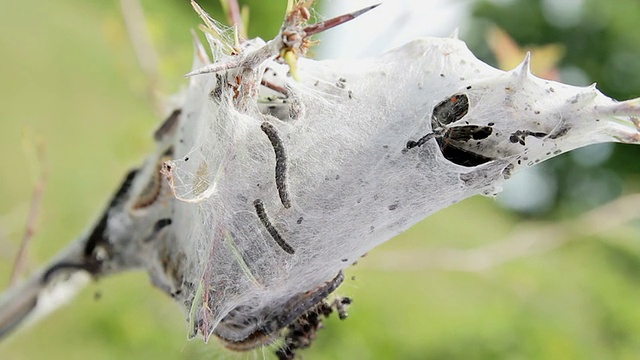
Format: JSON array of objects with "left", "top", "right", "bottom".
[
  {"left": 120, "top": 0, "right": 163, "bottom": 115},
  {"left": 9, "top": 141, "right": 47, "bottom": 287}
]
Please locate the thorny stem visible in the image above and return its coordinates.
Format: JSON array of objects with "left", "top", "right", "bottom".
[
  {"left": 0, "top": 165, "right": 144, "bottom": 339},
  {"left": 185, "top": 3, "right": 380, "bottom": 78},
  {"left": 191, "top": 0, "right": 238, "bottom": 54},
  {"left": 303, "top": 4, "right": 381, "bottom": 36}
]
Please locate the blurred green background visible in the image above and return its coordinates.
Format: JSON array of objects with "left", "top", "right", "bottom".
[{"left": 1, "top": 0, "right": 640, "bottom": 359}]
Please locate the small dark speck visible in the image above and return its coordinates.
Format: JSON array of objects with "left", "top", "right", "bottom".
[
  {"left": 553, "top": 149, "right": 562, "bottom": 155},
  {"left": 341, "top": 258, "right": 348, "bottom": 262},
  {"left": 351, "top": 276, "right": 356, "bottom": 281},
  {"left": 382, "top": 145, "right": 388, "bottom": 149},
  {"left": 184, "top": 157, "right": 189, "bottom": 162},
  {"left": 296, "top": 217, "right": 303, "bottom": 224},
  {"left": 466, "top": 85, "right": 472, "bottom": 90},
  {"left": 517, "top": 159, "right": 521, "bottom": 165},
  {"left": 335, "top": 175, "right": 340, "bottom": 180},
  {"left": 339, "top": 78, "right": 346, "bottom": 83},
  {"left": 370, "top": 225, "right": 375, "bottom": 231},
  {"left": 336, "top": 82, "right": 346, "bottom": 89},
  {"left": 440, "top": 73, "right": 445, "bottom": 77},
  {"left": 388, "top": 204, "right": 398, "bottom": 211},
  {"left": 348, "top": 90, "right": 353, "bottom": 99},
  {"left": 153, "top": 218, "right": 173, "bottom": 234},
  {"left": 549, "top": 87, "right": 555, "bottom": 92},
  {"left": 314, "top": 80, "right": 319, "bottom": 86},
  {"left": 534, "top": 110, "right": 540, "bottom": 114},
  {"left": 488, "top": 122, "right": 495, "bottom": 126}
]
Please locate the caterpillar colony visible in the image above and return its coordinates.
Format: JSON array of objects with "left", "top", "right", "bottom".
[{"left": 2, "top": 1, "right": 640, "bottom": 359}]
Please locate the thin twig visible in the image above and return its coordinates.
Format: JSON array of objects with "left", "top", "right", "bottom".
[
  {"left": 120, "top": 0, "right": 163, "bottom": 115},
  {"left": 0, "top": 204, "right": 30, "bottom": 262},
  {"left": 9, "top": 142, "right": 47, "bottom": 287}
]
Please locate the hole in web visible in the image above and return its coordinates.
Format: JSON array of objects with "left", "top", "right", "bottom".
[{"left": 432, "top": 93, "right": 494, "bottom": 167}]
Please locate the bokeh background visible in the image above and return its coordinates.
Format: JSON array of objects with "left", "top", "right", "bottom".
[{"left": 2, "top": 0, "right": 640, "bottom": 359}]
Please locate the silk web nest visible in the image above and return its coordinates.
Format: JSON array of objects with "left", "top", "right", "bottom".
[
  {"left": 148, "top": 1, "right": 640, "bottom": 351},
  {"left": 3, "top": 1, "right": 640, "bottom": 358}
]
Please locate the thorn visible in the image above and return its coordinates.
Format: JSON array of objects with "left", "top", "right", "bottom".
[
  {"left": 520, "top": 51, "right": 532, "bottom": 73},
  {"left": 232, "top": 24, "right": 240, "bottom": 49},
  {"left": 449, "top": 28, "right": 460, "bottom": 39},
  {"left": 303, "top": 3, "right": 381, "bottom": 37},
  {"left": 190, "top": 29, "right": 211, "bottom": 69},
  {"left": 512, "top": 51, "right": 531, "bottom": 84},
  {"left": 192, "top": 0, "right": 236, "bottom": 54},
  {"left": 185, "top": 59, "right": 240, "bottom": 77},
  {"left": 580, "top": 83, "right": 601, "bottom": 102},
  {"left": 191, "top": 1, "right": 217, "bottom": 32},
  {"left": 565, "top": 83, "right": 600, "bottom": 107}
]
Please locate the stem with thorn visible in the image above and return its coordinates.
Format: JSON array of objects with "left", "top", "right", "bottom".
[{"left": 185, "top": 3, "right": 380, "bottom": 78}]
